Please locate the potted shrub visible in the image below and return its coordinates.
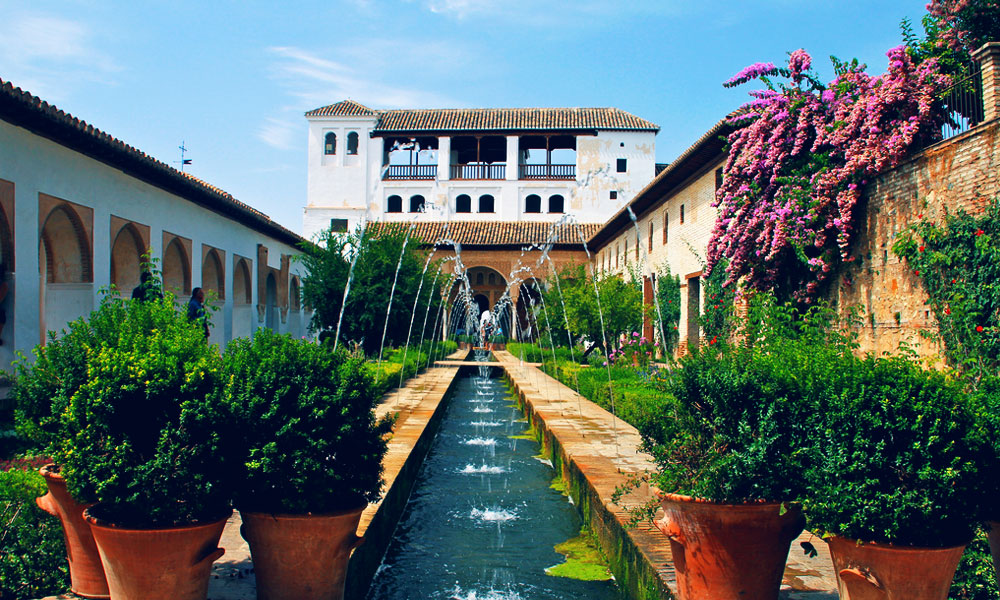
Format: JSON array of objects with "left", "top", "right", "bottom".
[
  {"left": 39, "top": 293, "right": 230, "bottom": 600},
  {"left": 803, "top": 353, "right": 990, "bottom": 600},
  {"left": 219, "top": 329, "right": 392, "bottom": 600},
  {"left": 637, "top": 299, "right": 849, "bottom": 599}
]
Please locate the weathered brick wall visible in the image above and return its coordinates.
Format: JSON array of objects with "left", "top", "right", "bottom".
[{"left": 829, "top": 119, "right": 1000, "bottom": 359}]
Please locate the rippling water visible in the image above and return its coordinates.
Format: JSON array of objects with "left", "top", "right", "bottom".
[{"left": 365, "top": 373, "right": 625, "bottom": 600}]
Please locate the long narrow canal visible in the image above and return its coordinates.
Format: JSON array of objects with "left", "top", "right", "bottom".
[{"left": 366, "top": 367, "right": 626, "bottom": 600}]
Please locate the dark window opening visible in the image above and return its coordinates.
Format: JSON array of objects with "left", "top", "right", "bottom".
[
  {"left": 616, "top": 158, "right": 627, "bottom": 173},
  {"left": 488, "top": 273, "right": 496, "bottom": 285},
  {"left": 525, "top": 194, "right": 541, "bottom": 213},
  {"left": 347, "top": 132, "right": 359, "bottom": 155},
  {"left": 456, "top": 194, "right": 472, "bottom": 213},
  {"left": 324, "top": 132, "right": 336, "bottom": 155},
  {"left": 680, "top": 204, "right": 685, "bottom": 224},
  {"left": 330, "top": 218, "right": 348, "bottom": 233},
  {"left": 610, "top": 191, "right": 618, "bottom": 200},
  {"left": 648, "top": 222, "right": 654, "bottom": 252},
  {"left": 715, "top": 167, "right": 723, "bottom": 191},
  {"left": 479, "top": 194, "right": 495, "bottom": 213},
  {"left": 663, "top": 212, "right": 669, "bottom": 245},
  {"left": 548, "top": 194, "right": 564, "bottom": 214},
  {"left": 410, "top": 195, "right": 426, "bottom": 213},
  {"left": 476, "top": 273, "right": 484, "bottom": 285},
  {"left": 387, "top": 195, "right": 402, "bottom": 213}
]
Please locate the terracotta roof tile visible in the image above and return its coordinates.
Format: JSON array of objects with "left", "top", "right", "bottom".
[
  {"left": 369, "top": 221, "right": 603, "bottom": 247},
  {"left": 306, "top": 102, "right": 659, "bottom": 133},
  {"left": 0, "top": 78, "right": 307, "bottom": 248}
]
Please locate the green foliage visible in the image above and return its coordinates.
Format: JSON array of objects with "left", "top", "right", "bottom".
[
  {"left": 370, "top": 339, "right": 458, "bottom": 396},
  {"left": 802, "top": 352, "right": 988, "bottom": 547},
  {"left": 701, "top": 257, "right": 736, "bottom": 343},
  {"left": 41, "top": 294, "right": 227, "bottom": 527},
  {"left": 301, "top": 224, "right": 443, "bottom": 355},
  {"left": 893, "top": 201, "right": 1000, "bottom": 386},
  {"left": 220, "top": 330, "right": 392, "bottom": 513},
  {"left": 654, "top": 265, "right": 681, "bottom": 354},
  {"left": 0, "top": 468, "right": 70, "bottom": 599},
  {"left": 949, "top": 527, "right": 999, "bottom": 600},
  {"left": 540, "top": 264, "right": 644, "bottom": 351}
]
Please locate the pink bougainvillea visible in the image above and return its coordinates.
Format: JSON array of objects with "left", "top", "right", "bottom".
[
  {"left": 926, "top": 0, "right": 1000, "bottom": 55},
  {"left": 708, "top": 47, "right": 950, "bottom": 301}
]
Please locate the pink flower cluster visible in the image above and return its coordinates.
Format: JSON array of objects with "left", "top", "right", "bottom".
[
  {"left": 926, "top": 0, "right": 1000, "bottom": 54},
  {"left": 708, "top": 47, "right": 950, "bottom": 301},
  {"left": 608, "top": 332, "right": 656, "bottom": 368}
]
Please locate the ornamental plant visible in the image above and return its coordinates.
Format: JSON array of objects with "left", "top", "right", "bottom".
[
  {"left": 802, "top": 352, "right": 990, "bottom": 547},
  {"left": 710, "top": 44, "right": 950, "bottom": 302},
  {"left": 0, "top": 468, "right": 69, "bottom": 599},
  {"left": 654, "top": 265, "right": 680, "bottom": 354},
  {"left": 34, "top": 293, "right": 227, "bottom": 527},
  {"left": 219, "top": 329, "right": 392, "bottom": 514}
]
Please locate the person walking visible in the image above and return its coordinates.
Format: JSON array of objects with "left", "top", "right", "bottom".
[
  {"left": 187, "top": 287, "right": 209, "bottom": 339},
  {"left": 131, "top": 270, "right": 162, "bottom": 301}
]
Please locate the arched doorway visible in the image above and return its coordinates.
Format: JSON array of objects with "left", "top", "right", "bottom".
[{"left": 515, "top": 278, "right": 544, "bottom": 342}]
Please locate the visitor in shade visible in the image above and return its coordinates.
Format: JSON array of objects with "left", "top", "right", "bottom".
[
  {"left": 131, "top": 270, "right": 162, "bottom": 302},
  {"left": 187, "top": 287, "right": 209, "bottom": 338}
]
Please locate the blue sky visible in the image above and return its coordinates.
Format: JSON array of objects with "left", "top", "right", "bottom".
[{"left": 0, "top": 0, "right": 929, "bottom": 233}]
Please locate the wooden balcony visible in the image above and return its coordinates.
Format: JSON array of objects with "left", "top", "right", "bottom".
[
  {"left": 518, "top": 164, "right": 575, "bottom": 180},
  {"left": 450, "top": 163, "right": 506, "bottom": 180},
  {"left": 384, "top": 164, "right": 437, "bottom": 180}
]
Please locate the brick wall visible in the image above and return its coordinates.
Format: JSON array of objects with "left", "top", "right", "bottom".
[{"left": 829, "top": 119, "right": 1000, "bottom": 358}]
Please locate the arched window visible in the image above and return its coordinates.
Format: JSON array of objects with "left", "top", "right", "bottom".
[
  {"left": 233, "top": 259, "right": 252, "bottom": 305},
  {"left": 456, "top": 194, "right": 471, "bottom": 213},
  {"left": 476, "top": 273, "right": 484, "bottom": 285},
  {"left": 290, "top": 276, "right": 301, "bottom": 311},
  {"left": 347, "top": 132, "right": 359, "bottom": 155},
  {"left": 387, "top": 195, "right": 402, "bottom": 213},
  {"left": 324, "top": 132, "right": 336, "bottom": 155},
  {"left": 409, "top": 195, "right": 426, "bottom": 213},
  {"left": 548, "top": 194, "right": 564, "bottom": 213},
  {"left": 202, "top": 249, "right": 225, "bottom": 300},
  {"left": 479, "top": 194, "right": 494, "bottom": 213},
  {"left": 525, "top": 194, "right": 541, "bottom": 213},
  {"left": 110, "top": 224, "right": 144, "bottom": 292}
]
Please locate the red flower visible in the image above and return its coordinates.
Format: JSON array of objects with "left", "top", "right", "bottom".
[
  {"left": 714, "top": 304, "right": 720, "bottom": 309},
  {"left": 709, "top": 336, "right": 718, "bottom": 345},
  {"left": 914, "top": 270, "right": 920, "bottom": 275},
  {"left": 917, "top": 214, "right": 923, "bottom": 219},
  {"left": 944, "top": 308, "right": 951, "bottom": 315},
  {"left": 918, "top": 245, "right": 925, "bottom": 252},
  {"left": 976, "top": 325, "right": 984, "bottom": 333},
  {"left": 975, "top": 229, "right": 985, "bottom": 236},
  {"left": 951, "top": 278, "right": 957, "bottom": 284}
]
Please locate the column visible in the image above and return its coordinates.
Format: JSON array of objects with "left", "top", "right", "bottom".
[
  {"left": 973, "top": 42, "right": 1000, "bottom": 123},
  {"left": 438, "top": 136, "right": 451, "bottom": 181},
  {"left": 505, "top": 136, "right": 519, "bottom": 181}
]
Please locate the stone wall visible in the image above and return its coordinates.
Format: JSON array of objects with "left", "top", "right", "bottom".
[{"left": 830, "top": 118, "right": 1000, "bottom": 358}]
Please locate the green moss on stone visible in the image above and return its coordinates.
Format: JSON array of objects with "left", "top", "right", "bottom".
[{"left": 545, "top": 529, "right": 612, "bottom": 581}]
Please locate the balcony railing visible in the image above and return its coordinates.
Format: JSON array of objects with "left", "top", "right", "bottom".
[
  {"left": 518, "top": 164, "right": 576, "bottom": 180},
  {"left": 383, "top": 164, "right": 437, "bottom": 180},
  {"left": 938, "top": 65, "right": 984, "bottom": 141},
  {"left": 450, "top": 163, "right": 505, "bottom": 180}
]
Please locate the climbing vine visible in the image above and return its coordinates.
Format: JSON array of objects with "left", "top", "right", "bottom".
[
  {"left": 654, "top": 265, "right": 680, "bottom": 354},
  {"left": 893, "top": 200, "right": 1000, "bottom": 386}
]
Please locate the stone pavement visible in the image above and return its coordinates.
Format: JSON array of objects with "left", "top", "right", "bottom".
[{"left": 493, "top": 350, "right": 839, "bottom": 599}]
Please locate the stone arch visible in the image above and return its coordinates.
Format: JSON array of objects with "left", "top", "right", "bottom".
[
  {"left": 162, "top": 237, "right": 191, "bottom": 296},
  {"left": 515, "top": 277, "right": 544, "bottom": 342},
  {"left": 40, "top": 204, "right": 92, "bottom": 283},
  {"left": 202, "top": 247, "right": 225, "bottom": 300},
  {"left": 110, "top": 223, "right": 144, "bottom": 293},
  {"left": 289, "top": 275, "right": 301, "bottom": 311},
  {"left": 233, "top": 258, "right": 252, "bottom": 304}
]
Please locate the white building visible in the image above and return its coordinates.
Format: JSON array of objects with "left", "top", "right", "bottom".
[
  {"left": 0, "top": 78, "right": 311, "bottom": 370},
  {"left": 303, "top": 100, "right": 659, "bottom": 240}
]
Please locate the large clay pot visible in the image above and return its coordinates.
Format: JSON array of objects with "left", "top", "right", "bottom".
[
  {"left": 35, "top": 464, "right": 110, "bottom": 599},
  {"left": 988, "top": 522, "right": 1000, "bottom": 584},
  {"left": 240, "top": 505, "right": 365, "bottom": 600},
  {"left": 655, "top": 493, "right": 804, "bottom": 600},
  {"left": 827, "top": 535, "right": 966, "bottom": 600},
  {"left": 84, "top": 506, "right": 230, "bottom": 600}
]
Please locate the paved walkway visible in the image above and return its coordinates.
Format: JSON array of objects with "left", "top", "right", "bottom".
[{"left": 493, "top": 350, "right": 839, "bottom": 599}]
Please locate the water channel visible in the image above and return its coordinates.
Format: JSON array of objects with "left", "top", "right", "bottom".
[{"left": 366, "top": 367, "right": 626, "bottom": 600}]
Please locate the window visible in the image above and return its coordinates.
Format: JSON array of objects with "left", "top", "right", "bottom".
[
  {"left": 456, "top": 194, "right": 471, "bottom": 213},
  {"left": 715, "top": 167, "right": 723, "bottom": 191},
  {"left": 648, "top": 222, "right": 654, "bottom": 252},
  {"left": 410, "top": 195, "right": 426, "bottom": 213},
  {"left": 616, "top": 158, "right": 627, "bottom": 173},
  {"left": 330, "top": 218, "right": 348, "bottom": 233},
  {"left": 476, "top": 273, "right": 484, "bottom": 285},
  {"left": 324, "top": 132, "right": 336, "bottom": 155},
  {"left": 663, "top": 211, "right": 669, "bottom": 245},
  {"left": 488, "top": 273, "right": 496, "bottom": 284},
  {"left": 347, "top": 132, "right": 359, "bottom": 155},
  {"left": 479, "top": 194, "right": 495, "bottom": 213},
  {"left": 525, "top": 194, "right": 541, "bottom": 213},
  {"left": 387, "top": 195, "right": 402, "bottom": 213},
  {"left": 548, "top": 194, "right": 564, "bottom": 213},
  {"left": 610, "top": 191, "right": 618, "bottom": 200},
  {"left": 680, "top": 204, "right": 685, "bottom": 224}
]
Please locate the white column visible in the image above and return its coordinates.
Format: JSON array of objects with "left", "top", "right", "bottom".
[
  {"left": 438, "top": 136, "right": 451, "bottom": 181},
  {"left": 505, "top": 136, "right": 518, "bottom": 181}
]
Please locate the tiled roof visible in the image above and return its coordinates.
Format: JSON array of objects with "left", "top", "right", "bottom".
[
  {"left": 304, "top": 99, "right": 378, "bottom": 117},
  {"left": 306, "top": 102, "right": 659, "bottom": 133},
  {"left": 369, "top": 221, "right": 603, "bottom": 247},
  {"left": 0, "top": 78, "right": 307, "bottom": 248}
]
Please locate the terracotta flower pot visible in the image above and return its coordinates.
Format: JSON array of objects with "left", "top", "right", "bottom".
[
  {"left": 35, "top": 464, "right": 110, "bottom": 599},
  {"left": 827, "top": 535, "right": 966, "bottom": 600},
  {"left": 655, "top": 493, "right": 804, "bottom": 600},
  {"left": 240, "top": 505, "right": 365, "bottom": 600},
  {"left": 84, "top": 506, "right": 230, "bottom": 600},
  {"left": 988, "top": 521, "right": 1000, "bottom": 585}
]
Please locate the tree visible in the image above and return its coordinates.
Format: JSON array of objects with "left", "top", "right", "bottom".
[{"left": 300, "top": 224, "right": 442, "bottom": 355}]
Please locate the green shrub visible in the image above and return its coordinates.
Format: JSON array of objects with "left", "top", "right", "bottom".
[
  {"left": 803, "top": 353, "right": 989, "bottom": 547},
  {"left": 0, "top": 468, "right": 69, "bottom": 599},
  {"left": 221, "top": 330, "right": 392, "bottom": 514},
  {"left": 20, "top": 294, "right": 227, "bottom": 527}
]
